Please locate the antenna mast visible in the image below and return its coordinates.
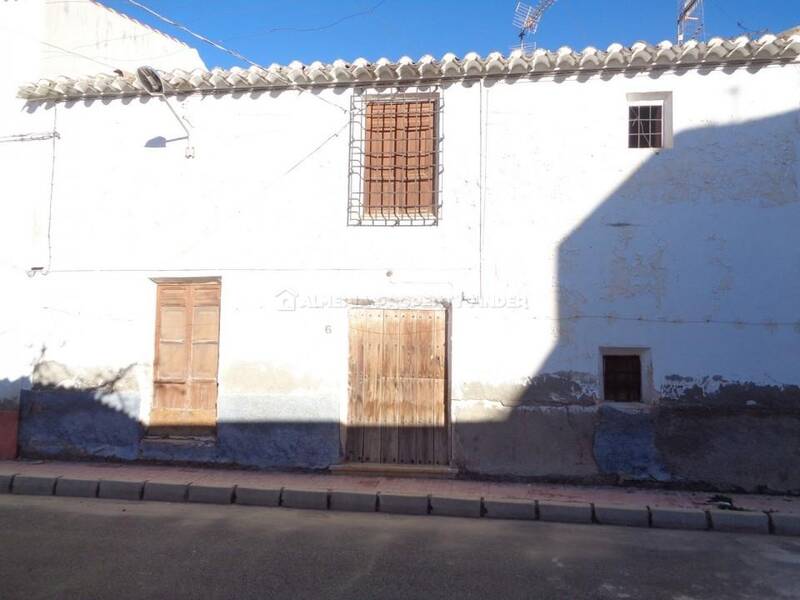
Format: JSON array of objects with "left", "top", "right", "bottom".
[
  {"left": 513, "top": 0, "right": 558, "bottom": 52},
  {"left": 677, "top": 0, "right": 705, "bottom": 43}
]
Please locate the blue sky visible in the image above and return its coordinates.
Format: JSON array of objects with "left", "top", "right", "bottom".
[{"left": 101, "top": 0, "right": 799, "bottom": 69}]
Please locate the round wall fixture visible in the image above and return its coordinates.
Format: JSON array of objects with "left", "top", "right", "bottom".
[{"left": 136, "top": 66, "right": 164, "bottom": 95}]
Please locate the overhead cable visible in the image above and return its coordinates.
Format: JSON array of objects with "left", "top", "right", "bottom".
[
  {"left": 124, "top": 0, "right": 261, "bottom": 67},
  {"left": 224, "top": 0, "right": 388, "bottom": 41}
]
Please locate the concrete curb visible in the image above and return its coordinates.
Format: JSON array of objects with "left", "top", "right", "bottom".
[
  {"left": 483, "top": 498, "right": 536, "bottom": 520},
  {"left": 539, "top": 501, "right": 593, "bottom": 524},
  {"left": 594, "top": 504, "right": 650, "bottom": 528},
  {"left": 98, "top": 480, "right": 144, "bottom": 501},
  {"left": 378, "top": 492, "right": 429, "bottom": 515},
  {"left": 430, "top": 495, "right": 482, "bottom": 518},
  {"left": 187, "top": 484, "right": 233, "bottom": 505},
  {"left": 650, "top": 507, "right": 708, "bottom": 531},
  {"left": 0, "top": 473, "right": 17, "bottom": 494},
  {"left": 329, "top": 490, "right": 377, "bottom": 513},
  {"left": 281, "top": 488, "right": 328, "bottom": 511},
  {"left": 709, "top": 510, "right": 770, "bottom": 534},
  {"left": 55, "top": 478, "right": 99, "bottom": 499},
  {"left": 772, "top": 513, "right": 800, "bottom": 537},
  {"left": 143, "top": 482, "right": 188, "bottom": 503},
  {"left": 235, "top": 486, "right": 282, "bottom": 507},
  {"left": 2, "top": 474, "right": 795, "bottom": 537},
  {"left": 12, "top": 475, "right": 57, "bottom": 496}
]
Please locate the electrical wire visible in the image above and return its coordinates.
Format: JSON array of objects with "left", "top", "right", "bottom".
[
  {"left": 119, "top": 0, "right": 347, "bottom": 113},
  {"left": 31, "top": 297, "right": 800, "bottom": 330},
  {"left": 48, "top": 267, "right": 472, "bottom": 273},
  {"left": 282, "top": 122, "right": 349, "bottom": 177},
  {"left": 223, "top": 0, "right": 388, "bottom": 41},
  {"left": 0, "top": 23, "right": 181, "bottom": 74},
  {"left": 45, "top": 105, "right": 59, "bottom": 273},
  {"left": 63, "top": 0, "right": 387, "bottom": 50},
  {"left": 0, "top": 132, "right": 60, "bottom": 143},
  {"left": 36, "top": 39, "right": 119, "bottom": 71},
  {"left": 477, "top": 80, "right": 487, "bottom": 300},
  {"left": 706, "top": 0, "right": 767, "bottom": 37},
  {"left": 123, "top": 0, "right": 261, "bottom": 67}
]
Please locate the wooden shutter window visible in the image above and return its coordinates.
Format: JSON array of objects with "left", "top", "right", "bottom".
[
  {"left": 364, "top": 99, "right": 437, "bottom": 219},
  {"left": 151, "top": 282, "right": 221, "bottom": 435}
]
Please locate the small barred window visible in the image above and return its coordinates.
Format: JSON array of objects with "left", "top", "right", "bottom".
[
  {"left": 628, "top": 104, "right": 663, "bottom": 149},
  {"left": 603, "top": 355, "right": 642, "bottom": 402}
]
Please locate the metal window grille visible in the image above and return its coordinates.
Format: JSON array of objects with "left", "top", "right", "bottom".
[
  {"left": 628, "top": 104, "right": 663, "bottom": 149},
  {"left": 348, "top": 91, "right": 443, "bottom": 226},
  {"left": 603, "top": 355, "right": 642, "bottom": 402}
]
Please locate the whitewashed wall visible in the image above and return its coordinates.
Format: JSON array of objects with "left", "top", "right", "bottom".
[
  {"left": 458, "top": 63, "right": 800, "bottom": 402},
  {"left": 3, "top": 61, "right": 799, "bottom": 484},
  {"left": 0, "top": 0, "right": 204, "bottom": 81},
  {"left": 0, "top": 0, "right": 203, "bottom": 410}
]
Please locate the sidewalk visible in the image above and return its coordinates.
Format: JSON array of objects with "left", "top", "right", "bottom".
[{"left": 1, "top": 459, "right": 798, "bottom": 536}]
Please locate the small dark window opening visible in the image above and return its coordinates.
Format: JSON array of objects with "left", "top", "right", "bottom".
[
  {"left": 603, "top": 355, "right": 642, "bottom": 402},
  {"left": 628, "top": 105, "right": 663, "bottom": 149}
]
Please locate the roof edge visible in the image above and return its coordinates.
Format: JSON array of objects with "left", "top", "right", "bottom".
[
  {"left": 90, "top": 0, "right": 195, "bottom": 50},
  {"left": 18, "top": 34, "right": 800, "bottom": 102}
]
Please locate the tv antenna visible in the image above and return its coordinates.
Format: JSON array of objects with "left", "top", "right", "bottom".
[
  {"left": 677, "top": 0, "right": 705, "bottom": 43},
  {"left": 513, "top": 0, "right": 558, "bottom": 52},
  {"left": 136, "top": 66, "right": 195, "bottom": 158}
]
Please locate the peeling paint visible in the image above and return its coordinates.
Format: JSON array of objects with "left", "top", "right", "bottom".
[
  {"left": 660, "top": 376, "right": 800, "bottom": 411},
  {"left": 18, "top": 388, "right": 340, "bottom": 469},
  {"left": 655, "top": 409, "right": 800, "bottom": 492},
  {"left": 19, "top": 389, "right": 143, "bottom": 460},
  {"left": 459, "top": 383, "right": 525, "bottom": 406},
  {"left": 32, "top": 360, "right": 141, "bottom": 394},
  {"left": 460, "top": 371, "right": 598, "bottom": 407},
  {"left": 452, "top": 403, "right": 600, "bottom": 478},
  {"left": 594, "top": 405, "right": 670, "bottom": 481}
]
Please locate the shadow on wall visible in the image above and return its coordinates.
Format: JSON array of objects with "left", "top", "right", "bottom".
[
  {"left": 15, "top": 92, "right": 800, "bottom": 493},
  {"left": 19, "top": 347, "right": 340, "bottom": 469},
  {"left": 453, "top": 105, "right": 800, "bottom": 493}
]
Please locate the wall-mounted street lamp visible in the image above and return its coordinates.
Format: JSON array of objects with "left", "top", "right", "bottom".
[{"left": 136, "top": 66, "right": 195, "bottom": 158}]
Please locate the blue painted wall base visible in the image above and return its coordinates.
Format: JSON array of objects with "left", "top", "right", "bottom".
[{"left": 19, "top": 389, "right": 341, "bottom": 470}]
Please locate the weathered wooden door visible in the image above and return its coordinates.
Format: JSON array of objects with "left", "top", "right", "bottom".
[
  {"left": 346, "top": 308, "right": 448, "bottom": 465},
  {"left": 150, "top": 281, "right": 221, "bottom": 434}
]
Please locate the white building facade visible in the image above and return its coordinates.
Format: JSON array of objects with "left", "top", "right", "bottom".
[
  {"left": 0, "top": 0, "right": 203, "bottom": 458},
  {"left": 3, "top": 32, "right": 800, "bottom": 491}
]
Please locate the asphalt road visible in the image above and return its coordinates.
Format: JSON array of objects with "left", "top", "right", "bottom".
[{"left": 1, "top": 495, "right": 799, "bottom": 600}]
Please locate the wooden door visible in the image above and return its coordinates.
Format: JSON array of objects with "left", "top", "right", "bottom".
[
  {"left": 346, "top": 308, "right": 448, "bottom": 466},
  {"left": 150, "top": 282, "right": 221, "bottom": 435}
]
